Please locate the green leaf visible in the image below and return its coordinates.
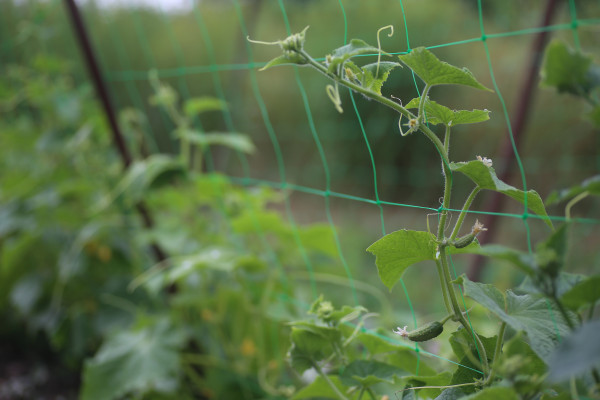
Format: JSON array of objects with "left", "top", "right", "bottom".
[
  {"left": 161, "top": 247, "right": 242, "bottom": 284},
  {"left": 541, "top": 39, "right": 595, "bottom": 96},
  {"left": 462, "top": 387, "right": 519, "bottom": 400},
  {"left": 386, "top": 345, "right": 437, "bottom": 376},
  {"left": 367, "top": 229, "right": 480, "bottom": 290},
  {"left": 535, "top": 223, "right": 568, "bottom": 278},
  {"left": 448, "top": 329, "right": 494, "bottom": 394},
  {"left": 360, "top": 61, "right": 402, "bottom": 95},
  {"left": 548, "top": 319, "right": 600, "bottom": 382},
  {"left": 460, "top": 244, "right": 536, "bottom": 275},
  {"left": 461, "top": 275, "right": 571, "bottom": 361},
  {"left": 588, "top": 105, "right": 600, "bottom": 128},
  {"left": 435, "top": 387, "right": 467, "bottom": 400},
  {"left": 176, "top": 129, "right": 255, "bottom": 154},
  {"left": 339, "top": 360, "right": 404, "bottom": 387},
  {"left": 401, "top": 372, "right": 452, "bottom": 399},
  {"left": 308, "top": 295, "right": 366, "bottom": 325},
  {"left": 80, "top": 319, "right": 184, "bottom": 400},
  {"left": 398, "top": 47, "right": 492, "bottom": 91},
  {"left": 367, "top": 230, "right": 435, "bottom": 290},
  {"left": 405, "top": 97, "right": 490, "bottom": 126},
  {"left": 354, "top": 331, "right": 437, "bottom": 375},
  {"left": 449, "top": 328, "right": 497, "bottom": 363},
  {"left": 93, "top": 155, "right": 186, "bottom": 212},
  {"left": 288, "top": 322, "right": 341, "bottom": 373},
  {"left": 450, "top": 355, "right": 481, "bottom": 394},
  {"left": 560, "top": 275, "right": 600, "bottom": 310},
  {"left": 450, "top": 160, "right": 552, "bottom": 228},
  {"left": 260, "top": 54, "right": 305, "bottom": 71},
  {"left": 292, "top": 375, "right": 351, "bottom": 400},
  {"left": 332, "top": 39, "right": 381, "bottom": 58},
  {"left": 183, "top": 97, "right": 227, "bottom": 117},
  {"left": 546, "top": 174, "right": 600, "bottom": 205},
  {"left": 519, "top": 272, "right": 585, "bottom": 298},
  {"left": 298, "top": 224, "right": 338, "bottom": 257},
  {"left": 498, "top": 332, "right": 547, "bottom": 393}
]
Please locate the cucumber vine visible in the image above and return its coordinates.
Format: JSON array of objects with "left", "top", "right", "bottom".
[{"left": 250, "top": 27, "right": 600, "bottom": 399}]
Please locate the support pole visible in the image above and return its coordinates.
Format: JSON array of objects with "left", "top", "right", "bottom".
[
  {"left": 64, "top": 0, "right": 167, "bottom": 263},
  {"left": 467, "top": 0, "right": 559, "bottom": 281}
]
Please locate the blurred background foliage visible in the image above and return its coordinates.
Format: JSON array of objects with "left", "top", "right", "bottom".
[{"left": 0, "top": 0, "right": 599, "bottom": 398}]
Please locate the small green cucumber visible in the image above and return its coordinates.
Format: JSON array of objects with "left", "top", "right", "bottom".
[
  {"left": 407, "top": 321, "right": 444, "bottom": 342},
  {"left": 453, "top": 233, "right": 476, "bottom": 249}
]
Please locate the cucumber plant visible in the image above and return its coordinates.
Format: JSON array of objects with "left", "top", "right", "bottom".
[{"left": 251, "top": 27, "right": 600, "bottom": 399}]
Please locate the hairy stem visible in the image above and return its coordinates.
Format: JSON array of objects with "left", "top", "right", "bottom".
[
  {"left": 450, "top": 187, "right": 481, "bottom": 241},
  {"left": 435, "top": 259, "right": 453, "bottom": 315},
  {"left": 484, "top": 322, "right": 506, "bottom": 385},
  {"left": 440, "top": 247, "right": 490, "bottom": 375},
  {"left": 436, "top": 125, "right": 453, "bottom": 240},
  {"left": 298, "top": 50, "right": 450, "bottom": 168},
  {"left": 418, "top": 84, "right": 431, "bottom": 123}
]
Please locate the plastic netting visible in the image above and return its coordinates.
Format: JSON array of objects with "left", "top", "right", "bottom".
[{"left": 2, "top": 0, "right": 599, "bottom": 390}]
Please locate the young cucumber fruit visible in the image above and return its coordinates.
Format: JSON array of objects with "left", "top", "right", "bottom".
[{"left": 407, "top": 321, "right": 444, "bottom": 342}]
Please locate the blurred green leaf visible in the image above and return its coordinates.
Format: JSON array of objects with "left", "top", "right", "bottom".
[
  {"left": 183, "top": 97, "right": 227, "bottom": 117},
  {"left": 546, "top": 174, "right": 600, "bottom": 205},
  {"left": 499, "top": 332, "right": 546, "bottom": 394},
  {"left": 540, "top": 39, "right": 595, "bottom": 96},
  {"left": 450, "top": 160, "right": 551, "bottom": 228},
  {"left": 288, "top": 321, "right": 341, "bottom": 373},
  {"left": 401, "top": 372, "right": 452, "bottom": 399},
  {"left": 399, "top": 47, "right": 491, "bottom": 91},
  {"left": 460, "top": 275, "right": 571, "bottom": 361},
  {"left": 519, "top": 272, "right": 584, "bottom": 298},
  {"left": 80, "top": 318, "right": 184, "bottom": 400},
  {"left": 435, "top": 387, "right": 467, "bottom": 399},
  {"left": 449, "top": 328, "right": 497, "bottom": 363},
  {"left": 548, "top": 319, "right": 600, "bottom": 382},
  {"left": 339, "top": 360, "right": 404, "bottom": 387},
  {"left": 560, "top": 275, "right": 600, "bottom": 310},
  {"left": 292, "top": 375, "right": 349, "bottom": 400},
  {"left": 93, "top": 155, "right": 186, "bottom": 212},
  {"left": 462, "top": 387, "right": 519, "bottom": 399},
  {"left": 459, "top": 244, "right": 536, "bottom": 275},
  {"left": 177, "top": 129, "right": 255, "bottom": 154}
]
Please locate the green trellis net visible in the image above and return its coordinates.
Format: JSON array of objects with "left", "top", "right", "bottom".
[{"left": 1, "top": 0, "right": 599, "bottom": 394}]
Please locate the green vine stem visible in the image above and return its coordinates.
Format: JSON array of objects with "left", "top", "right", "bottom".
[
  {"left": 312, "top": 361, "right": 350, "bottom": 400},
  {"left": 435, "top": 259, "right": 453, "bottom": 315},
  {"left": 484, "top": 321, "right": 506, "bottom": 386},
  {"left": 293, "top": 41, "right": 491, "bottom": 380},
  {"left": 565, "top": 190, "right": 589, "bottom": 220},
  {"left": 439, "top": 247, "right": 490, "bottom": 375},
  {"left": 450, "top": 187, "right": 481, "bottom": 240},
  {"left": 298, "top": 49, "right": 451, "bottom": 169},
  {"left": 418, "top": 84, "right": 431, "bottom": 124}
]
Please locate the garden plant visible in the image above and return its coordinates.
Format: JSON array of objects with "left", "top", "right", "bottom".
[
  {"left": 249, "top": 26, "right": 600, "bottom": 399},
  {"left": 2, "top": 1, "right": 600, "bottom": 399}
]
